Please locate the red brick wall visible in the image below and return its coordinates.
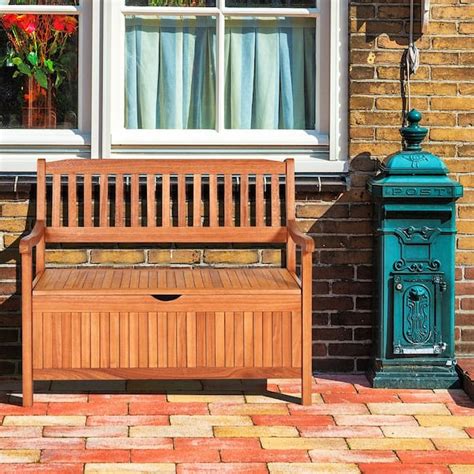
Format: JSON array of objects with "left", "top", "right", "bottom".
[{"left": 0, "top": 0, "right": 472, "bottom": 376}]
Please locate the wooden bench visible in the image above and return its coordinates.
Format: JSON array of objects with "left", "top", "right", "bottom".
[{"left": 20, "top": 158, "right": 314, "bottom": 406}]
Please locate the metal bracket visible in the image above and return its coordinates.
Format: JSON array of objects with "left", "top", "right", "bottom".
[{"left": 393, "top": 342, "right": 447, "bottom": 355}]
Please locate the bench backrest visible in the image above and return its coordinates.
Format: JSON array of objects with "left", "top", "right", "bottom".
[{"left": 38, "top": 159, "right": 295, "bottom": 244}]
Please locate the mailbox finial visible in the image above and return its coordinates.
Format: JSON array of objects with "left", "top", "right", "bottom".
[{"left": 401, "top": 109, "right": 428, "bottom": 152}]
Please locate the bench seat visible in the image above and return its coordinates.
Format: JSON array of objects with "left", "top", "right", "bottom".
[{"left": 33, "top": 268, "right": 301, "bottom": 295}]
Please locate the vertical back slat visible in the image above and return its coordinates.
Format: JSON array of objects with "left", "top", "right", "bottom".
[
  {"left": 255, "top": 174, "right": 264, "bottom": 227},
  {"left": 131, "top": 174, "right": 139, "bottom": 227},
  {"left": 52, "top": 174, "right": 61, "bottom": 227},
  {"left": 37, "top": 159, "right": 46, "bottom": 222},
  {"left": 68, "top": 174, "right": 77, "bottom": 227},
  {"left": 99, "top": 174, "right": 108, "bottom": 227},
  {"left": 193, "top": 175, "right": 201, "bottom": 227},
  {"left": 147, "top": 175, "right": 156, "bottom": 227},
  {"left": 83, "top": 174, "right": 93, "bottom": 227},
  {"left": 224, "top": 174, "right": 233, "bottom": 227},
  {"left": 178, "top": 174, "right": 186, "bottom": 227},
  {"left": 115, "top": 174, "right": 124, "bottom": 227},
  {"left": 271, "top": 174, "right": 280, "bottom": 227},
  {"left": 240, "top": 174, "right": 248, "bottom": 227},
  {"left": 286, "top": 159, "right": 296, "bottom": 272},
  {"left": 209, "top": 174, "right": 218, "bottom": 227},
  {"left": 162, "top": 174, "right": 170, "bottom": 227}
]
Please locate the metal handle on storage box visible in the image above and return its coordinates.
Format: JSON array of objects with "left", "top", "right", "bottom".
[{"left": 151, "top": 294, "right": 182, "bottom": 302}]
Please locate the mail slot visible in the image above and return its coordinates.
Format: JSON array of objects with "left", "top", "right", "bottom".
[{"left": 368, "top": 110, "right": 463, "bottom": 389}]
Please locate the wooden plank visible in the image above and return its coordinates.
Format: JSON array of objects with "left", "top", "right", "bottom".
[
  {"left": 255, "top": 174, "right": 264, "bottom": 227},
  {"left": 161, "top": 174, "right": 170, "bottom": 227},
  {"left": 157, "top": 312, "right": 167, "bottom": 367},
  {"left": 272, "top": 312, "right": 283, "bottom": 367},
  {"left": 224, "top": 174, "right": 233, "bottom": 227},
  {"left": 224, "top": 312, "right": 234, "bottom": 367},
  {"left": 36, "top": 159, "right": 46, "bottom": 221},
  {"left": 240, "top": 174, "right": 248, "bottom": 227},
  {"left": 83, "top": 174, "right": 93, "bottom": 227},
  {"left": 177, "top": 312, "right": 187, "bottom": 368},
  {"left": 46, "top": 226, "right": 288, "bottom": 243},
  {"left": 215, "top": 312, "right": 225, "bottom": 368},
  {"left": 243, "top": 311, "right": 254, "bottom": 368},
  {"left": 138, "top": 312, "right": 148, "bottom": 368},
  {"left": 253, "top": 311, "right": 263, "bottom": 368},
  {"left": 62, "top": 313, "right": 72, "bottom": 369},
  {"left": 234, "top": 312, "right": 244, "bottom": 368},
  {"left": 131, "top": 174, "right": 140, "bottom": 227},
  {"left": 100, "top": 312, "right": 110, "bottom": 369},
  {"left": 90, "top": 312, "right": 100, "bottom": 369},
  {"left": 43, "top": 312, "right": 53, "bottom": 369},
  {"left": 115, "top": 174, "right": 124, "bottom": 227},
  {"left": 186, "top": 312, "right": 196, "bottom": 368},
  {"left": 129, "top": 312, "right": 139, "bottom": 368},
  {"left": 262, "top": 311, "right": 272, "bottom": 367},
  {"left": 147, "top": 175, "right": 156, "bottom": 227},
  {"left": 110, "top": 312, "right": 120, "bottom": 369},
  {"left": 196, "top": 312, "right": 206, "bottom": 367},
  {"left": 285, "top": 159, "right": 296, "bottom": 272},
  {"left": 119, "top": 313, "right": 129, "bottom": 368},
  {"left": 148, "top": 312, "right": 158, "bottom": 368},
  {"left": 52, "top": 313, "right": 62, "bottom": 368},
  {"left": 193, "top": 175, "right": 201, "bottom": 227},
  {"left": 68, "top": 174, "right": 77, "bottom": 227},
  {"left": 271, "top": 174, "right": 280, "bottom": 227},
  {"left": 34, "top": 367, "right": 301, "bottom": 380},
  {"left": 206, "top": 312, "right": 215, "bottom": 367},
  {"left": 52, "top": 174, "right": 61, "bottom": 227},
  {"left": 99, "top": 174, "right": 108, "bottom": 227},
  {"left": 81, "top": 313, "right": 91, "bottom": 369},
  {"left": 178, "top": 174, "right": 186, "bottom": 227},
  {"left": 209, "top": 174, "right": 218, "bottom": 227},
  {"left": 167, "top": 313, "right": 177, "bottom": 368},
  {"left": 71, "top": 312, "right": 82, "bottom": 369},
  {"left": 292, "top": 311, "right": 302, "bottom": 368},
  {"left": 33, "top": 313, "right": 43, "bottom": 369},
  {"left": 46, "top": 159, "right": 286, "bottom": 175},
  {"left": 282, "top": 311, "right": 292, "bottom": 368}
]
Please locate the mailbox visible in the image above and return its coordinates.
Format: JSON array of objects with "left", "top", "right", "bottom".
[{"left": 368, "top": 110, "right": 463, "bottom": 388}]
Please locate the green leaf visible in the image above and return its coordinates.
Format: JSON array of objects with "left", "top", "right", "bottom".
[
  {"left": 12, "top": 57, "right": 23, "bottom": 66},
  {"left": 27, "top": 51, "right": 38, "bottom": 66},
  {"left": 17, "top": 62, "right": 32, "bottom": 76},
  {"left": 12, "top": 71, "right": 20, "bottom": 78},
  {"left": 34, "top": 69, "right": 48, "bottom": 89},
  {"left": 45, "top": 59, "right": 55, "bottom": 73},
  {"left": 55, "top": 73, "right": 63, "bottom": 88}
]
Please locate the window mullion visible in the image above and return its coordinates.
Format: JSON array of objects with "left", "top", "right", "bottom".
[{"left": 216, "top": 4, "right": 225, "bottom": 133}]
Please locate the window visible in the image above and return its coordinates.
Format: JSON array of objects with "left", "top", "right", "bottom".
[{"left": 0, "top": 0, "right": 347, "bottom": 172}]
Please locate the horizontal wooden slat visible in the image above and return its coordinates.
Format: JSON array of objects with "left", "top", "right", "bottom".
[
  {"left": 45, "top": 227, "right": 287, "bottom": 243},
  {"left": 33, "top": 367, "right": 301, "bottom": 380},
  {"left": 46, "top": 159, "right": 286, "bottom": 175}
]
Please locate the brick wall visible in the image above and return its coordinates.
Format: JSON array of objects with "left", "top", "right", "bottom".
[{"left": 0, "top": 0, "right": 472, "bottom": 376}]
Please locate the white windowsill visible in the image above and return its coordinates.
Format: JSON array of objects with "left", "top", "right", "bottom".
[{"left": 0, "top": 130, "right": 91, "bottom": 147}]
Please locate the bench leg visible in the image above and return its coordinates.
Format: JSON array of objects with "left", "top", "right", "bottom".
[
  {"left": 22, "top": 252, "right": 33, "bottom": 407},
  {"left": 22, "top": 375, "right": 33, "bottom": 408}
]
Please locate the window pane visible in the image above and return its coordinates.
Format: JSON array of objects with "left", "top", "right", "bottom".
[
  {"left": 224, "top": 17, "right": 315, "bottom": 129},
  {"left": 125, "top": 16, "right": 216, "bottom": 129},
  {"left": 126, "top": 1, "right": 216, "bottom": 7},
  {"left": 0, "top": 14, "right": 79, "bottom": 129},
  {"left": 225, "top": 0, "right": 315, "bottom": 8}
]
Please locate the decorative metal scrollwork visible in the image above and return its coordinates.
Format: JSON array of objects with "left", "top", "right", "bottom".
[
  {"left": 401, "top": 226, "right": 437, "bottom": 241},
  {"left": 405, "top": 285, "right": 431, "bottom": 345}
]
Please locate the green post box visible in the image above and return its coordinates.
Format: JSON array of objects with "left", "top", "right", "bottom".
[{"left": 368, "top": 110, "right": 463, "bottom": 389}]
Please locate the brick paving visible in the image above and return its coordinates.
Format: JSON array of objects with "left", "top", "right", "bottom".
[{"left": 0, "top": 375, "right": 472, "bottom": 473}]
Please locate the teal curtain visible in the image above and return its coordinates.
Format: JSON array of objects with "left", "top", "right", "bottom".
[{"left": 125, "top": 16, "right": 315, "bottom": 130}]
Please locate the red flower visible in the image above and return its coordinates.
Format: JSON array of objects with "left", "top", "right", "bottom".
[
  {"left": 1, "top": 14, "right": 18, "bottom": 29},
  {"left": 52, "top": 15, "right": 77, "bottom": 34},
  {"left": 15, "top": 14, "right": 37, "bottom": 34}
]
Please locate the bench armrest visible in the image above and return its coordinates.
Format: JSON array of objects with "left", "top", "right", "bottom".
[
  {"left": 19, "top": 221, "right": 45, "bottom": 255},
  {"left": 288, "top": 220, "right": 315, "bottom": 253}
]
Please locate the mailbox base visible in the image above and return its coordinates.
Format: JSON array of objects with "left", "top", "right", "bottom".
[{"left": 368, "top": 362, "right": 460, "bottom": 389}]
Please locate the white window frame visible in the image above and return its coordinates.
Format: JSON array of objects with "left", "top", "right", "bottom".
[
  {"left": 0, "top": 0, "right": 94, "bottom": 171},
  {"left": 0, "top": 0, "right": 347, "bottom": 173},
  {"left": 104, "top": 0, "right": 347, "bottom": 173}
]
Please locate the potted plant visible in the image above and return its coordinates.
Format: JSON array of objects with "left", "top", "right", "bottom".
[{"left": 0, "top": 12, "right": 77, "bottom": 128}]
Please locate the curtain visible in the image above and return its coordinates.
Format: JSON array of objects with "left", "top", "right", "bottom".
[{"left": 125, "top": 16, "right": 315, "bottom": 130}]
